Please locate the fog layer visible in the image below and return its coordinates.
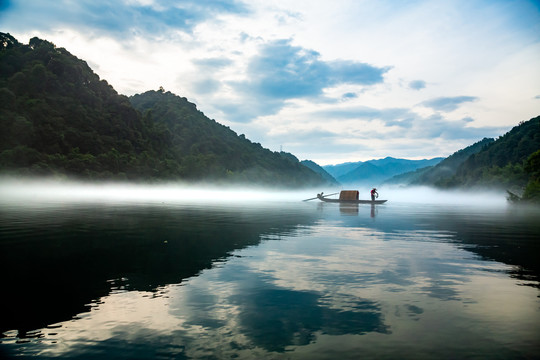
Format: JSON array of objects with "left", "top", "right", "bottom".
[{"left": 0, "top": 177, "right": 507, "bottom": 207}]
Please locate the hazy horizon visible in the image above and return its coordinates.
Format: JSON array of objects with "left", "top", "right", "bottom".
[{"left": 0, "top": 177, "right": 508, "bottom": 208}]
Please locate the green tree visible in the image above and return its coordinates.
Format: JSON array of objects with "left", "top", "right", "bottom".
[{"left": 522, "top": 150, "right": 540, "bottom": 201}]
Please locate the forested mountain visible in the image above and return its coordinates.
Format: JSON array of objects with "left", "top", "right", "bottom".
[
  {"left": 324, "top": 157, "right": 443, "bottom": 185},
  {"left": 0, "top": 32, "right": 327, "bottom": 187},
  {"left": 388, "top": 117, "right": 540, "bottom": 201},
  {"left": 408, "top": 138, "right": 495, "bottom": 186},
  {"left": 383, "top": 166, "right": 433, "bottom": 185},
  {"left": 300, "top": 160, "right": 339, "bottom": 185},
  {"left": 449, "top": 116, "right": 540, "bottom": 201},
  {"left": 128, "top": 90, "right": 325, "bottom": 185},
  {"left": 452, "top": 117, "right": 539, "bottom": 189}
]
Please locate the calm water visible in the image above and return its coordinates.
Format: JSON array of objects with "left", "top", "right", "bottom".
[{"left": 1, "top": 186, "right": 540, "bottom": 359}]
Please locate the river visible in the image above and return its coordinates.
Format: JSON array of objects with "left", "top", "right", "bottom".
[{"left": 1, "top": 182, "right": 539, "bottom": 359}]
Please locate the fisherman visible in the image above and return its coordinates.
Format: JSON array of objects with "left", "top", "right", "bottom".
[{"left": 370, "top": 188, "right": 378, "bottom": 201}]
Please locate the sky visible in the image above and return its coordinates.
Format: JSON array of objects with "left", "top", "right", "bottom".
[{"left": 1, "top": 0, "right": 539, "bottom": 165}]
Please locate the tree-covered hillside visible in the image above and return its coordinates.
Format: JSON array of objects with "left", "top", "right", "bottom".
[
  {"left": 0, "top": 33, "right": 170, "bottom": 179},
  {"left": 0, "top": 33, "right": 327, "bottom": 187},
  {"left": 453, "top": 117, "right": 539, "bottom": 190},
  {"left": 129, "top": 90, "right": 325, "bottom": 185},
  {"left": 300, "top": 160, "right": 339, "bottom": 185},
  {"left": 411, "top": 137, "right": 495, "bottom": 187},
  {"left": 393, "top": 116, "right": 540, "bottom": 201},
  {"left": 451, "top": 116, "right": 540, "bottom": 201}
]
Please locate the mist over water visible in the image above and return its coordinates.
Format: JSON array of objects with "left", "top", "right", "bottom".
[
  {"left": 381, "top": 185, "right": 507, "bottom": 206},
  {"left": 0, "top": 177, "right": 311, "bottom": 206},
  {"left": 0, "top": 177, "right": 508, "bottom": 208}
]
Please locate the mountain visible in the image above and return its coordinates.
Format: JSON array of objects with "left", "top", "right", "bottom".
[
  {"left": 0, "top": 33, "right": 328, "bottom": 187},
  {"left": 300, "top": 160, "right": 340, "bottom": 185},
  {"left": 387, "top": 116, "right": 540, "bottom": 200},
  {"left": 324, "top": 157, "right": 443, "bottom": 185},
  {"left": 407, "top": 138, "right": 495, "bottom": 186},
  {"left": 456, "top": 116, "right": 540, "bottom": 185},
  {"left": 383, "top": 166, "right": 433, "bottom": 185},
  {"left": 128, "top": 90, "right": 325, "bottom": 186},
  {"left": 337, "top": 162, "right": 386, "bottom": 184},
  {"left": 450, "top": 116, "right": 539, "bottom": 192},
  {"left": 323, "top": 162, "right": 363, "bottom": 179}
]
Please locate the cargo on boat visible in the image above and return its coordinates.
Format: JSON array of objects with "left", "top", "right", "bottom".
[{"left": 316, "top": 190, "right": 387, "bottom": 204}]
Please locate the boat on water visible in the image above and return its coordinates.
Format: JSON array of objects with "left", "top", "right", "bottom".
[{"left": 316, "top": 190, "right": 387, "bottom": 204}]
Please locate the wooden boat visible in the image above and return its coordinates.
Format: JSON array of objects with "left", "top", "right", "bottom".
[{"left": 317, "top": 190, "right": 387, "bottom": 204}]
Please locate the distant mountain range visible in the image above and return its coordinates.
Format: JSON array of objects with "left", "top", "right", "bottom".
[
  {"left": 322, "top": 157, "right": 443, "bottom": 185},
  {"left": 384, "top": 138, "right": 494, "bottom": 186}
]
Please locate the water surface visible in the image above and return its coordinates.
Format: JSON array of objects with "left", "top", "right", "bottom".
[{"left": 1, "top": 185, "right": 539, "bottom": 359}]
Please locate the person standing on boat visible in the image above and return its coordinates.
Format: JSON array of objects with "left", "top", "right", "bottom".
[{"left": 370, "top": 188, "right": 378, "bottom": 201}]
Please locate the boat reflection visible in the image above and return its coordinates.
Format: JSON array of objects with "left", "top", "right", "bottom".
[
  {"left": 335, "top": 203, "right": 378, "bottom": 218},
  {"left": 339, "top": 203, "right": 358, "bottom": 215}
]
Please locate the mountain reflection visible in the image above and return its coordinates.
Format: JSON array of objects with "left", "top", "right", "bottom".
[{"left": 0, "top": 202, "right": 319, "bottom": 335}]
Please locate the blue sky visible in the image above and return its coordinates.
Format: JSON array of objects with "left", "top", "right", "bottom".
[{"left": 1, "top": 0, "right": 539, "bottom": 164}]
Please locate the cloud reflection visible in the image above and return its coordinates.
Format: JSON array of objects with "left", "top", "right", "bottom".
[{"left": 229, "top": 283, "right": 389, "bottom": 352}]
